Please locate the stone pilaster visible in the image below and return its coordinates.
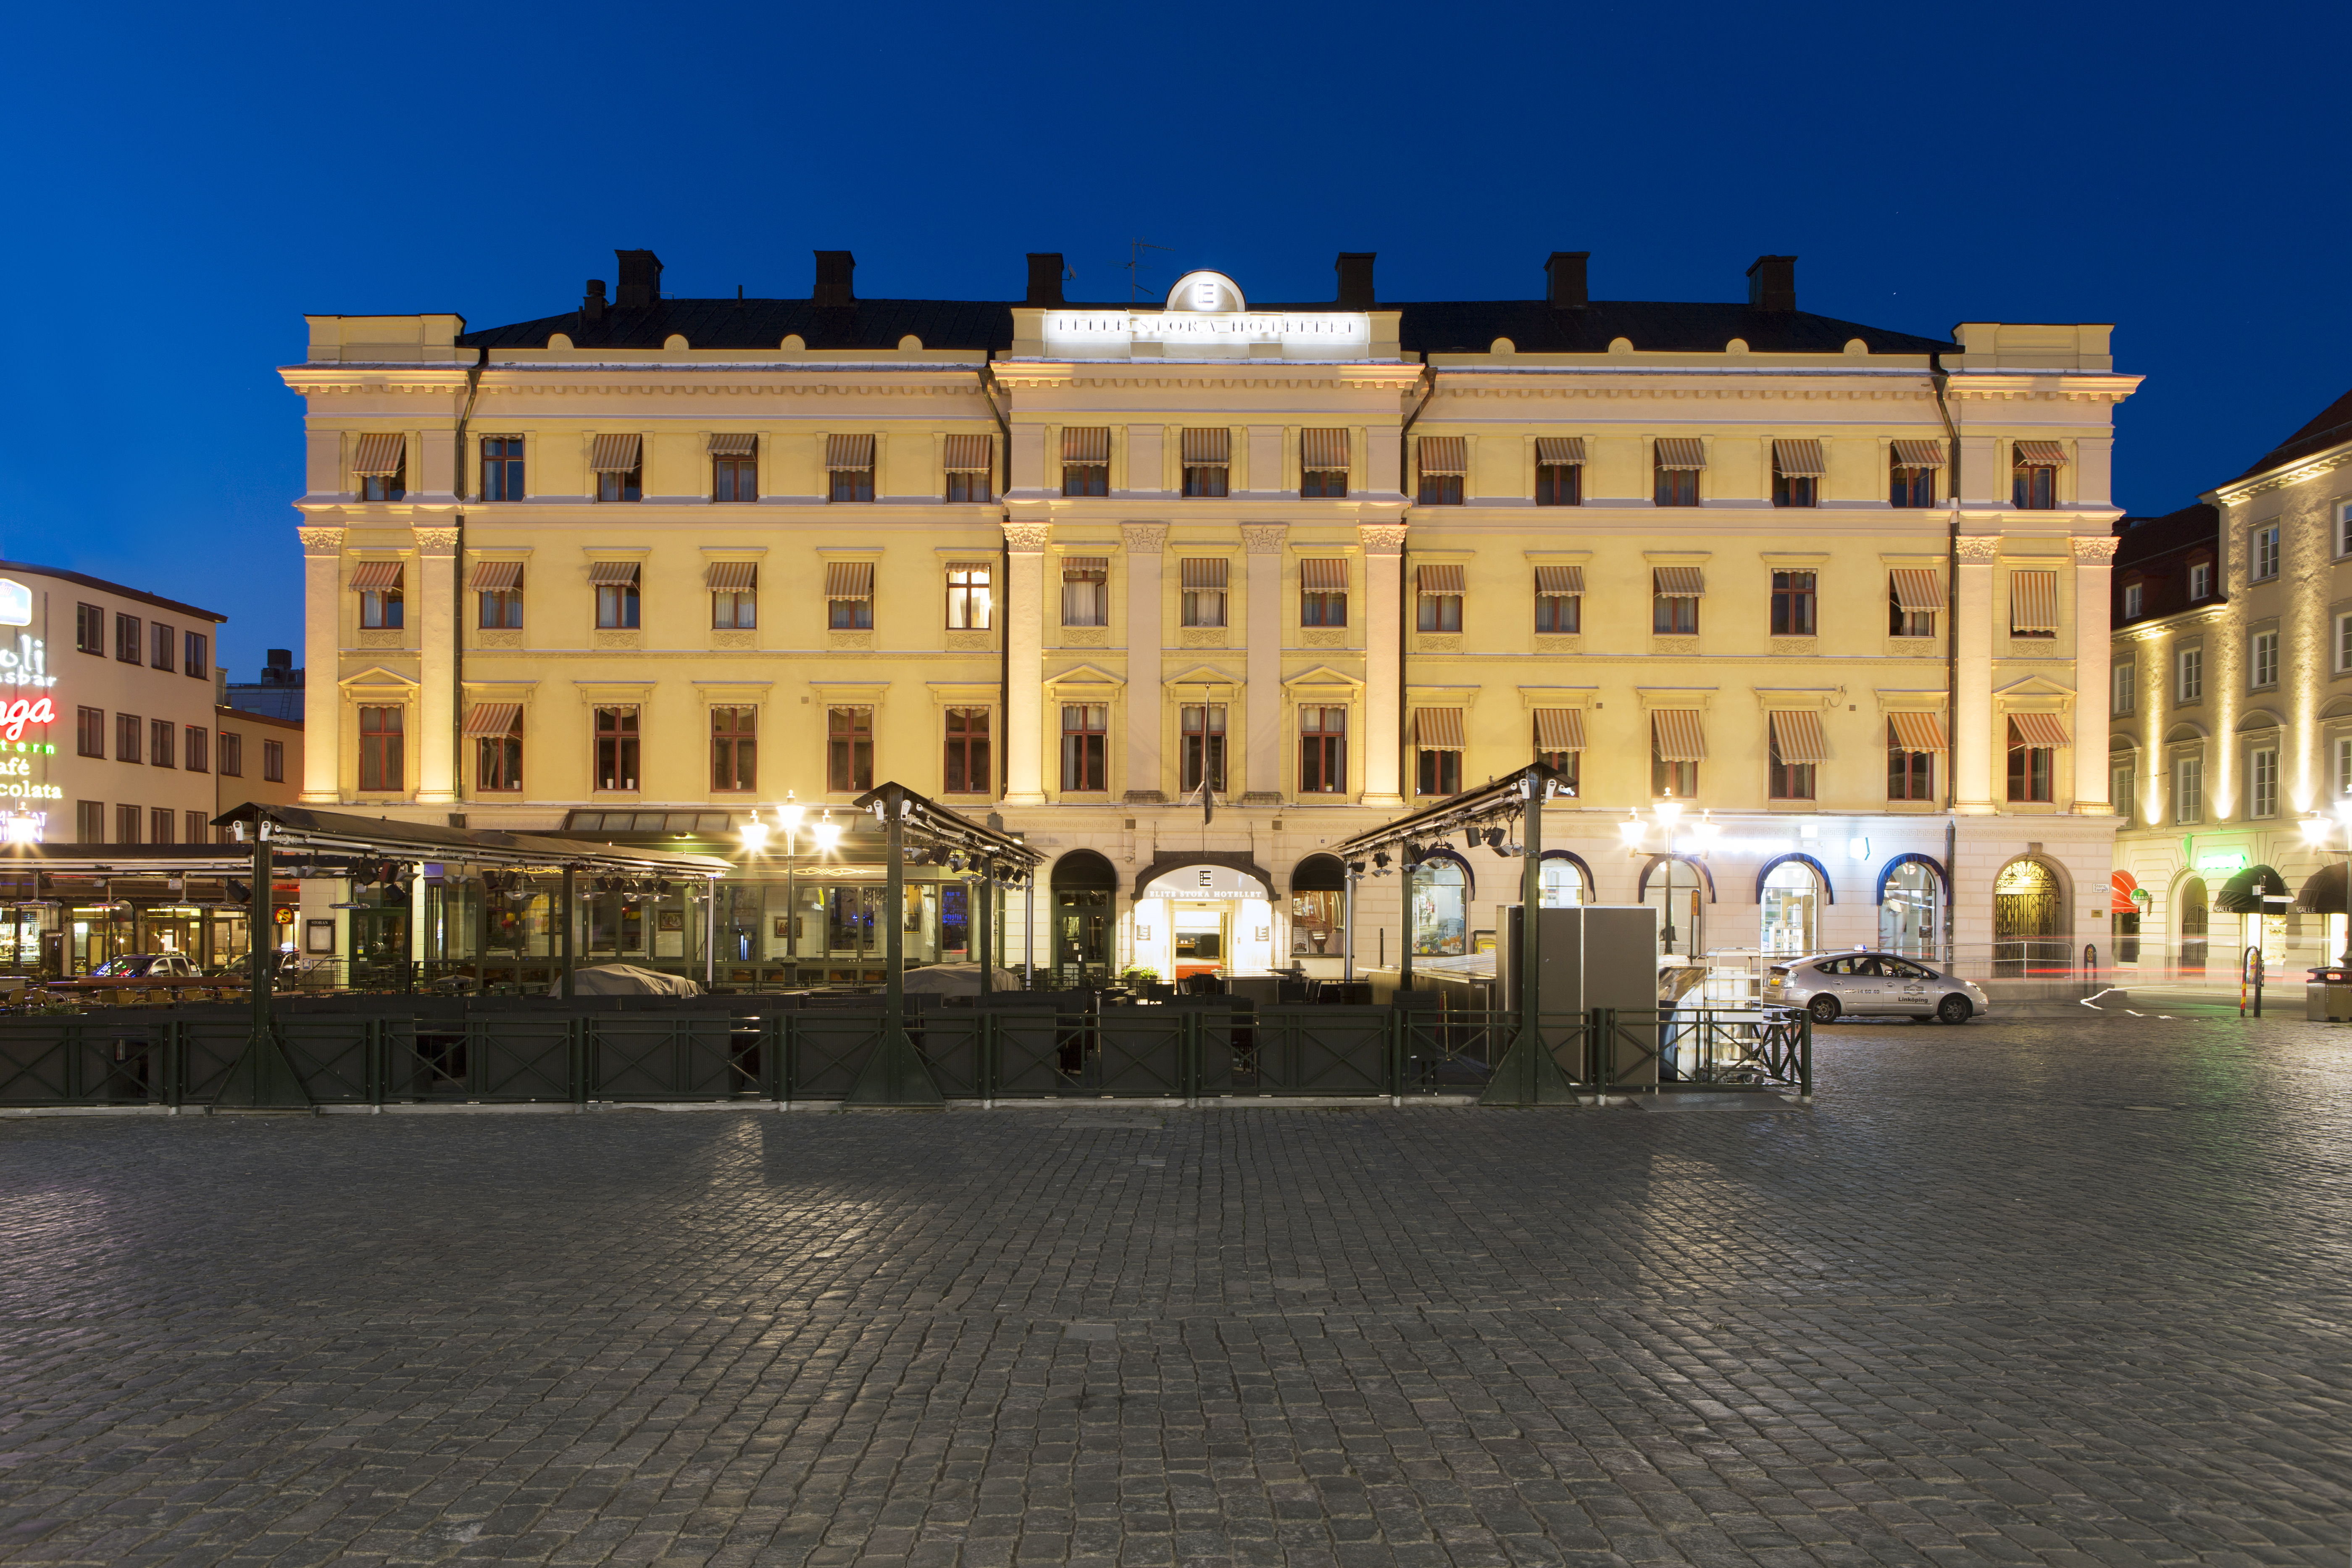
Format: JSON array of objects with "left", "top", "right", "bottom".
[
  {"left": 413, "top": 526, "right": 459, "bottom": 804},
  {"left": 1121, "top": 523, "right": 1167, "bottom": 799},
  {"left": 1954, "top": 535, "right": 1999, "bottom": 814},
  {"left": 1359, "top": 524, "right": 1407, "bottom": 806},
  {"left": 1002, "top": 522, "right": 1050, "bottom": 804},
  {"left": 297, "top": 527, "right": 345, "bottom": 803},
  {"left": 1242, "top": 524, "right": 1286, "bottom": 801},
  {"left": 2072, "top": 534, "right": 2117, "bottom": 811}
]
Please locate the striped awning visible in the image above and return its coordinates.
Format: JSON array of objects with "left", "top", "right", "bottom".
[
  {"left": 589, "top": 434, "right": 642, "bottom": 473},
  {"left": 2110, "top": 869, "right": 2141, "bottom": 915},
  {"left": 1414, "top": 708, "right": 1466, "bottom": 749},
  {"left": 587, "top": 560, "right": 641, "bottom": 586},
  {"left": 1180, "top": 558, "right": 1228, "bottom": 590},
  {"left": 1889, "top": 568, "right": 1944, "bottom": 612},
  {"left": 2009, "top": 712, "right": 2073, "bottom": 748},
  {"left": 1891, "top": 439, "right": 1946, "bottom": 469},
  {"left": 467, "top": 560, "right": 523, "bottom": 591},
  {"left": 1062, "top": 557, "right": 1108, "bottom": 580},
  {"left": 1300, "top": 559, "right": 1349, "bottom": 592},
  {"left": 350, "top": 433, "right": 406, "bottom": 476},
  {"left": 707, "top": 433, "right": 758, "bottom": 456},
  {"left": 1654, "top": 438, "right": 1707, "bottom": 470},
  {"left": 462, "top": 703, "right": 522, "bottom": 737},
  {"left": 1534, "top": 708, "right": 1586, "bottom": 752},
  {"left": 824, "top": 561, "right": 875, "bottom": 598},
  {"left": 1417, "top": 436, "right": 1467, "bottom": 475},
  {"left": 1768, "top": 709, "right": 1832, "bottom": 765},
  {"left": 349, "top": 560, "right": 404, "bottom": 589},
  {"left": 1773, "top": 439, "right": 1826, "bottom": 477},
  {"left": 1651, "top": 709, "right": 1707, "bottom": 763},
  {"left": 2010, "top": 569, "right": 2060, "bottom": 633},
  {"left": 1417, "top": 563, "right": 1465, "bottom": 596},
  {"left": 1181, "top": 428, "right": 1230, "bottom": 465},
  {"left": 1535, "top": 437, "right": 1586, "bottom": 466},
  {"left": 1652, "top": 566, "right": 1705, "bottom": 597},
  {"left": 1534, "top": 565, "right": 1584, "bottom": 595},
  {"left": 1301, "top": 429, "right": 1349, "bottom": 470},
  {"left": 2014, "top": 440, "right": 2068, "bottom": 467},
  {"left": 825, "top": 433, "right": 875, "bottom": 470},
  {"left": 942, "top": 434, "right": 994, "bottom": 473},
  {"left": 1889, "top": 712, "right": 1947, "bottom": 753},
  {"left": 1062, "top": 426, "right": 1110, "bottom": 463},
  {"left": 705, "top": 561, "right": 758, "bottom": 591}
]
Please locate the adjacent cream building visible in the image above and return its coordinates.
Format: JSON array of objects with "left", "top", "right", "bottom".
[{"left": 280, "top": 250, "right": 2135, "bottom": 991}]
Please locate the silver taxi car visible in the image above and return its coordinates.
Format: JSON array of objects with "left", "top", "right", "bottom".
[{"left": 1765, "top": 951, "right": 1989, "bottom": 1024}]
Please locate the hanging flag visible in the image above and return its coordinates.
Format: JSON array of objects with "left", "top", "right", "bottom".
[{"left": 1197, "top": 777, "right": 1215, "bottom": 825}]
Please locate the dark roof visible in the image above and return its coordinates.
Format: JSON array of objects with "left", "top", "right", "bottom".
[
  {"left": 459, "top": 296, "right": 1956, "bottom": 358},
  {"left": 2231, "top": 386, "right": 2352, "bottom": 482},
  {"left": 0, "top": 560, "right": 226, "bottom": 623},
  {"left": 2112, "top": 502, "right": 2221, "bottom": 630}
]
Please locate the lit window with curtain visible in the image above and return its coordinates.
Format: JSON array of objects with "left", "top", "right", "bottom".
[
  {"left": 2012, "top": 441, "right": 2064, "bottom": 509},
  {"left": 595, "top": 706, "right": 639, "bottom": 792},
  {"left": 1301, "top": 429, "right": 1349, "bottom": 497},
  {"left": 1060, "top": 704, "right": 1108, "bottom": 792},
  {"left": 710, "top": 434, "right": 758, "bottom": 502},
  {"left": 1653, "top": 438, "right": 1704, "bottom": 506},
  {"left": 1061, "top": 558, "right": 1108, "bottom": 627},
  {"left": 828, "top": 708, "right": 873, "bottom": 792},
  {"left": 1650, "top": 710, "right": 1704, "bottom": 799},
  {"left": 710, "top": 707, "right": 757, "bottom": 792},
  {"left": 1535, "top": 438, "right": 1583, "bottom": 506},
  {"left": 590, "top": 434, "right": 642, "bottom": 502},
  {"left": 1771, "top": 439, "right": 1823, "bottom": 508},
  {"left": 1061, "top": 427, "right": 1110, "bottom": 496},
  {"left": 1180, "top": 559, "right": 1228, "bottom": 627},
  {"left": 1415, "top": 564, "right": 1463, "bottom": 632},
  {"left": 1416, "top": 437, "right": 1465, "bottom": 505},
  {"left": 945, "top": 562, "right": 992, "bottom": 629},
  {"left": 359, "top": 705, "right": 404, "bottom": 792},
  {"left": 1181, "top": 428, "right": 1229, "bottom": 497},
  {"left": 471, "top": 560, "right": 524, "bottom": 629},
  {"left": 943, "top": 434, "right": 994, "bottom": 503},
  {"left": 1889, "top": 440, "right": 1941, "bottom": 507},
  {"left": 825, "top": 561, "right": 873, "bottom": 630},
  {"left": 708, "top": 561, "right": 758, "bottom": 629},
  {"left": 466, "top": 703, "right": 523, "bottom": 793}
]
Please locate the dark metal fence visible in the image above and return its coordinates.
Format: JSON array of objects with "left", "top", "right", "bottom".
[{"left": 0, "top": 1000, "right": 1808, "bottom": 1110}]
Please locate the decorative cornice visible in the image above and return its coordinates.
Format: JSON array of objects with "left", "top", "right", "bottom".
[
  {"left": 1240, "top": 524, "right": 1288, "bottom": 554},
  {"left": 297, "top": 527, "right": 347, "bottom": 556},
  {"left": 1358, "top": 524, "right": 1408, "bottom": 554},
  {"left": 1955, "top": 536, "right": 2002, "bottom": 563},
  {"left": 2070, "top": 535, "right": 2119, "bottom": 563},
  {"left": 1120, "top": 522, "right": 1169, "bottom": 553},
  {"left": 2213, "top": 441, "right": 2352, "bottom": 504},
  {"left": 1002, "top": 522, "right": 1052, "bottom": 552},
  {"left": 412, "top": 527, "right": 460, "bottom": 555}
]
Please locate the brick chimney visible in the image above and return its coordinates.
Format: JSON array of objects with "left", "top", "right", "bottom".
[
  {"left": 1546, "top": 252, "right": 1589, "bottom": 310},
  {"left": 813, "top": 250, "right": 856, "bottom": 307},
  {"left": 1746, "top": 255, "right": 1796, "bottom": 313},
  {"left": 613, "top": 250, "right": 663, "bottom": 308},
  {"left": 1027, "top": 253, "right": 1065, "bottom": 306},
  {"left": 1335, "top": 253, "right": 1376, "bottom": 309}
]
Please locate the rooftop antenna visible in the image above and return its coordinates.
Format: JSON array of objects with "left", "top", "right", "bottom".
[{"left": 1124, "top": 239, "right": 1171, "bottom": 303}]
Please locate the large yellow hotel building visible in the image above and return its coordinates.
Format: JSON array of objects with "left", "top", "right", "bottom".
[{"left": 282, "top": 249, "right": 2134, "bottom": 990}]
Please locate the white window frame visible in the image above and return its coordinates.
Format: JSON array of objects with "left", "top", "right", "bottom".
[
  {"left": 2122, "top": 581, "right": 2143, "bottom": 618},
  {"left": 2112, "top": 661, "right": 2136, "bottom": 716},
  {"left": 2111, "top": 763, "right": 2134, "bottom": 825},
  {"left": 2338, "top": 498, "right": 2352, "bottom": 558},
  {"left": 2337, "top": 735, "right": 2352, "bottom": 800},
  {"left": 2249, "top": 746, "right": 2278, "bottom": 819},
  {"left": 2253, "top": 524, "right": 2280, "bottom": 581},
  {"left": 2251, "top": 629, "right": 2279, "bottom": 689},
  {"left": 2189, "top": 561, "right": 2212, "bottom": 600},
  {"left": 2177, "top": 645, "right": 2203, "bottom": 702},
  {"left": 2174, "top": 755, "right": 2203, "bottom": 825},
  {"left": 2337, "top": 611, "right": 2352, "bottom": 674}
]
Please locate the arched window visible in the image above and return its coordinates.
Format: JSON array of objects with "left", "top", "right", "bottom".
[
  {"left": 2178, "top": 876, "right": 2208, "bottom": 974},
  {"left": 1642, "top": 857, "right": 1707, "bottom": 958},
  {"left": 1290, "top": 854, "right": 1347, "bottom": 958},
  {"left": 1538, "top": 852, "right": 1588, "bottom": 908},
  {"left": 1761, "top": 860, "right": 1822, "bottom": 956},
  {"left": 1410, "top": 854, "right": 1469, "bottom": 957},
  {"left": 1994, "top": 859, "right": 2065, "bottom": 976},
  {"left": 1051, "top": 850, "right": 1117, "bottom": 982},
  {"left": 1879, "top": 859, "right": 1942, "bottom": 960}
]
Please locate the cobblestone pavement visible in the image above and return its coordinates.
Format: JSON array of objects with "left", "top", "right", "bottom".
[{"left": 1, "top": 1010, "right": 2347, "bottom": 1567}]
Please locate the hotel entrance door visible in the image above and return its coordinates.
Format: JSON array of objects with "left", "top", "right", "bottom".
[{"left": 1171, "top": 904, "right": 1227, "bottom": 982}]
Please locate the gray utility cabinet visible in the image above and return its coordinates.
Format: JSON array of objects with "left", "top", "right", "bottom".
[{"left": 1500, "top": 905, "right": 1662, "bottom": 1085}]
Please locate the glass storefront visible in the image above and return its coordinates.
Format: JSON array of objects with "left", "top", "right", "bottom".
[
  {"left": 1879, "top": 860, "right": 1942, "bottom": 960},
  {"left": 1643, "top": 858, "right": 1706, "bottom": 958},
  {"left": 1760, "top": 861, "right": 1820, "bottom": 956},
  {"left": 1410, "top": 858, "right": 1468, "bottom": 957},
  {"left": 1538, "top": 855, "right": 1586, "bottom": 908}
]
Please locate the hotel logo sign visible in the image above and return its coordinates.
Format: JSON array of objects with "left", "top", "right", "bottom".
[{"left": 1040, "top": 271, "right": 1370, "bottom": 357}]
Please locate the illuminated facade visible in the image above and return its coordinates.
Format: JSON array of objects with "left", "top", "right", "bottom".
[{"left": 282, "top": 250, "right": 2134, "bottom": 987}]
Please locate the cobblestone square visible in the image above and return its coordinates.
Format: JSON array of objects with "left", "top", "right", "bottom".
[{"left": 0, "top": 1009, "right": 2347, "bottom": 1566}]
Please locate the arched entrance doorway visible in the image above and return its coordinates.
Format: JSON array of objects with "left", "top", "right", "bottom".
[
  {"left": 1290, "top": 855, "right": 1347, "bottom": 963},
  {"left": 1050, "top": 850, "right": 1116, "bottom": 984},
  {"left": 1409, "top": 852, "right": 1471, "bottom": 957},
  {"left": 1878, "top": 856, "right": 1944, "bottom": 961},
  {"left": 2178, "top": 876, "right": 2208, "bottom": 973},
  {"left": 1640, "top": 856, "right": 1709, "bottom": 958},
  {"left": 1993, "top": 858, "right": 2065, "bottom": 976},
  {"left": 1538, "top": 852, "right": 1589, "bottom": 908},
  {"left": 1760, "top": 858, "right": 1826, "bottom": 957}
]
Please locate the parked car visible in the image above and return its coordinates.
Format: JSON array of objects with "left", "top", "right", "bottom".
[
  {"left": 1765, "top": 952, "right": 1990, "bottom": 1024},
  {"left": 89, "top": 953, "right": 198, "bottom": 979}
]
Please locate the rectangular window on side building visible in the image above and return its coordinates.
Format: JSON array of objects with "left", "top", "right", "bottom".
[
  {"left": 2178, "top": 647, "right": 2203, "bottom": 702},
  {"left": 2249, "top": 747, "right": 2278, "bottom": 818},
  {"left": 2111, "top": 766, "right": 2134, "bottom": 824},
  {"left": 184, "top": 631, "right": 208, "bottom": 679},
  {"left": 2006, "top": 720, "right": 2054, "bottom": 803},
  {"left": 1058, "top": 704, "right": 1107, "bottom": 792},
  {"left": 187, "top": 810, "right": 208, "bottom": 844},
  {"left": 358, "top": 707, "right": 403, "bottom": 792},
  {"left": 76, "top": 603, "right": 103, "bottom": 655},
  {"left": 481, "top": 436, "right": 524, "bottom": 501},
  {"left": 1299, "top": 707, "right": 1346, "bottom": 795},
  {"left": 184, "top": 726, "right": 207, "bottom": 772},
  {"left": 150, "top": 808, "right": 174, "bottom": 846},
  {"left": 2122, "top": 581, "right": 2143, "bottom": 619},
  {"left": 945, "top": 563, "right": 993, "bottom": 630},
  {"left": 260, "top": 738, "right": 282, "bottom": 782},
  {"left": 710, "top": 707, "right": 757, "bottom": 792},
  {"left": 2174, "top": 756, "right": 2202, "bottom": 823},
  {"left": 150, "top": 622, "right": 174, "bottom": 671},
  {"left": 220, "top": 731, "right": 242, "bottom": 778},
  {"left": 2252, "top": 629, "right": 2279, "bottom": 689},
  {"left": 116, "top": 805, "right": 141, "bottom": 844},
  {"left": 594, "top": 707, "right": 639, "bottom": 792},
  {"left": 1770, "top": 571, "right": 1817, "bottom": 636},
  {"left": 115, "top": 613, "right": 141, "bottom": 663},
  {"left": 829, "top": 707, "right": 873, "bottom": 792},
  {"left": 2253, "top": 525, "right": 2279, "bottom": 581},
  {"left": 76, "top": 706, "right": 103, "bottom": 758},
  {"left": 76, "top": 800, "right": 103, "bottom": 843},
  {"left": 2112, "top": 662, "right": 2135, "bottom": 716},
  {"left": 943, "top": 708, "right": 990, "bottom": 795},
  {"left": 116, "top": 712, "right": 141, "bottom": 763},
  {"left": 2189, "top": 561, "right": 2212, "bottom": 600}
]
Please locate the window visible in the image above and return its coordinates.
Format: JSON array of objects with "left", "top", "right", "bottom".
[
  {"left": 1061, "top": 427, "right": 1110, "bottom": 496},
  {"left": 76, "top": 801, "right": 103, "bottom": 843},
  {"left": 592, "top": 563, "right": 640, "bottom": 629},
  {"left": 823, "top": 561, "right": 873, "bottom": 630},
  {"left": 1651, "top": 710, "right": 1703, "bottom": 799},
  {"left": 481, "top": 435, "right": 524, "bottom": 501},
  {"left": 1534, "top": 709, "right": 1584, "bottom": 792},
  {"left": 1181, "top": 428, "right": 1230, "bottom": 497},
  {"left": 595, "top": 707, "right": 639, "bottom": 792},
  {"left": 709, "top": 562, "right": 758, "bottom": 630},
  {"left": 1413, "top": 710, "right": 1464, "bottom": 797},
  {"left": 187, "top": 811, "right": 208, "bottom": 844},
  {"left": 943, "top": 434, "right": 992, "bottom": 502},
  {"left": 359, "top": 706, "right": 403, "bottom": 792},
  {"left": 1415, "top": 565, "right": 1463, "bottom": 632},
  {"left": 261, "top": 738, "right": 283, "bottom": 783},
  {"left": 1180, "top": 560, "right": 1229, "bottom": 628},
  {"left": 2111, "top": 764, "right": 2134, "bottom": 824},
  {"left": 829, "top": 707, "right": 874, "bottom": 792},
  {"left": 1061, "top": 558, "right": 1108, "bottom": 628},
  {"left": 1300, "top": 428, "right": 1349, "bottom": 497},
  {"left": 2249, "top": 747, "right": 2278, "bottom": 818},
  {"left": 76, "top": 706, "right": 103, "bottom": 757},
  {"left": 116, "top": 805, "right": 141, "bottom": 844},
  {"left": 355, "top": 433, "right": 407, "bottom": 501},
  {"left": 354, "top": 562, "right": 405, "bottom": 630},
  {"left": 474, "top": 708, "right": 521, "bottom": 793},
  {"left": 76, "top": 603, "right": 103, "bottom": 655},
  {"left": 2173, "top": 755, "right": 2202, "bottom": 823},
  {"left": 2122, "top": 581, "right": 2144, "bottom": 619},
  {"left": 2339, "top": 498, "right": 2352, "bottom": 558},
  {"left": 362, "top": 459, "right": 407, "bottom": 502},
  {"left": 1181, "top": 704, "right": 1227, "bottom": 794},
  {"left": 2337, "top": 736, "right": 2352, "bottom": 800},
  {"left": 1653, "top": 439, "right": 1703, "bottom": 506},
  {"left": 710, "top": 434, "right": 758, "bottom": 502},
  {"left": 1534, "top": 565, "right": 1581, "bottom": 634},
  {"left": 183, "top": 631, "right": 208, "bottom": 679},
  {"left": 1890, "top": 442, "right": 1940, "bottom": 507},
  {"left": 1300, "top": 707, "right": 1347, "bottom": 794},
  {"left": 184, "top": 726, "right": 207, "bottom": 772},
  {"left": 116, "top": 712, "right": 141, "bottom": 763},
  {"left": 1770, "top": 571, "right": 1817, "bottom": 636},
  {"left": 2252, "top": 524, "right": 2280, "bottom": 581},
  {"left": 1889, "top": 569, "right": 1939, "bottom": 637},
  {"left": 1535, "top": 437, "right": 1583, "bottom": 506},
  {"left": 1767, "top": 711, "right": 1821, "bottom": 801},
  {"left": 2112, "top": 661, "right": 2136, "bottom": 716},
  {"left": 2006, "top": 718, "right": 2054, "bottom": 803},
  {"left": 150, "top": 622, "right": 175, "bottom": 672},
  {"left": 2012, "top": 442, "right": 2062, "bottom": 509},
  {"left": 474, "top": 561, "right": 524, "bottom": 629},
  {"left": 220, "top": 731, "right": 242, "bottom": 777},
  {"left": 1058, "top": 704, "right": 1106, "bottom": 792},
  {"left": 945, "top": 562, "right": 993, "bottom": 629},
  {"left": 944, "top": 707, "right": 990, "bottom": 794},
  {"left": 592, "top": 434, "right": 643, "bottom": 502},
  {"left": 2009, "top": 569, "right": 2058, "bottom": 639},
  {"left": 1416, "top": 437, "right": 1464, "bottom": 505},
  {"left": 710, "top": 707, "right": 757, "bottom": 792},
  {"left": 1771, "top": 440, "right": 1821, "bottom": 508},
  {"left": 116, "top": 613, "right": 141, "bottom": 663},
  {"left": 2177, "top": 646, "right": 2203, "bottom": 702},
  {"left": 150, "top": 808, "right": 175, "bottom": 846},
  {"left": 2189, "top": 560, "right": 2213, "bottom": 600},
  {"left": 1652, "top": 567, "right": 1701, "bottom": 635},
  {"left": 2252, "top": 629, "right": 2279, "bottom": 689},
  {"left": 1887, "top": 719, "right": 1936, "bottom": 802},
  {"left": 2340, "top": 612, "right": 2352, "bottom": 673},
  {"left": 1300, "top": 559, "right": 1347, "bottom": 627}
]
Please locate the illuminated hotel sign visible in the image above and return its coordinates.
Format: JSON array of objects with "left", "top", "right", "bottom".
[
  {"left": 1039, "top": 271, "right": 1371, "bottom": 358},
  {"left": 0, "top": 632, "right": 53, "bottom": 689},
  {"left": 1139, "top": 864, "right": 1269, "bottom": 902}
]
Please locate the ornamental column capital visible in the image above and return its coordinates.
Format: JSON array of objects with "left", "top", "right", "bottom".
[
  {"left": 1003, "top": 522, "right": 1051, "bottom": 553},
  {"left": 1358, "top": 523, "right": 1408, "bottom": 555},
  {"left": 412, "top": 526, "right": 460, "bottom": 555},
  {"left": 2071, "top": 534, "right": 2120, "bottom": 563},
  {"left": 297, "top": 526, "right": 347, "bottom": 556},
  {"left": 1954, "top": 534, "right": 2002, "bottom": 564},
  {"left": 1120, "top": 522, "right": 1168, "bottom": 553},
  {"left": 1241, "top": 524, "right": 1289, "bottom": 554}
]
